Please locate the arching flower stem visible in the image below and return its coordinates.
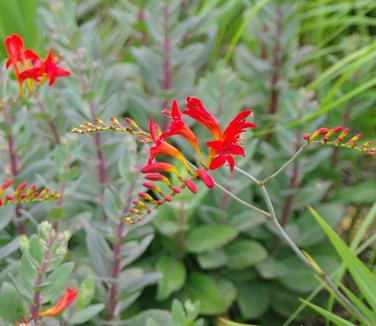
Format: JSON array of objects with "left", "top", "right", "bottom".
[{"left": 234, "top": 165, "right": 367, "bottom": 323}]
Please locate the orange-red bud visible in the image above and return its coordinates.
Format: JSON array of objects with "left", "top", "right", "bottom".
[
  {"left": 184, "top": 179, "right": 198, "bottom": 193},
  {"left": 15, "top": 181, "right": 27, "bottom": 195},
  {"left": 197, "top": 169, "right": 215, "bottom": 189},
  {"left": 170, "top": 185, "right": 181, "bottom": 193},
  {"left": 145, "top": 173, "right": 171, "bottom": 186},
  {"left": 164, "top": 195, "right": 172, "bottom": 202},
  {"left": 309, "top": 128, "right": 329, "bottom": 141},
  {"left": 133, "top": 200, "right": 145, "bottom": 207},
  {"left": 138, "top": 192, "right": 153, "bottom": 201},
  {"left": 1, "top": 179, "right": 12, "bottom": 190},
  {"left": 125, "top": 117, "right": 140, "bottom": 129},
  {"left": 336, "top": 128, "right": 350, "bottom": 143}
]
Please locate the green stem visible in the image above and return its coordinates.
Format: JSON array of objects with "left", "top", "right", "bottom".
[
  {"left": 261, "top": 144, "right": 308, "bottom": 184},
  {"left": 235, "top": 166, "right": 367, "bottom": 323},
  {"left": 214, "top": 181, "right": 271, "bottom": 218}
]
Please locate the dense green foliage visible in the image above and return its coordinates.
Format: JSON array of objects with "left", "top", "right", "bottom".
[{"left": 0, "top": 0, "right": 375, "bottom": 325}]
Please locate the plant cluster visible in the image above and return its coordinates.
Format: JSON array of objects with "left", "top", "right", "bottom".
[{"left": 0, "top": 1, "right": 375, "bottom": 326}]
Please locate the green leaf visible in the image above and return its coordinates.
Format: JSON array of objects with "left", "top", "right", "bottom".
[
  {"left": 156, "top": 256, "right": 186, "bottom": 300},
  {"left": 237, "top": 282, "right": 269, "bottom": 319},
  {"left": 309, "top": 206, "right": 376, "bottom": 312},
  {"left": 0, "top": 237, "right": 19, "bottom": 260},
  {"left": 186, "top": 224, "right": 238, "bottom": 253},
  {"left": 0, "top": 282, "right": 25, "bottom": 323},
  {"left": 280, "top": 254, "right": 338, "bottom": 293},
  {"left": 256, "top": 258, "right": 288, "bottom": 279},
  {"left": 225, "top": 240, "right": 268, "bottom": 269},
  {"left": 124, "top": 310, "right": 173, "bottom": 326},
  {"left": 77, "top": 275, "right": 95, "bottom": 309},
  {"left": 339, "top": 284, "right": 376, "bottom": 325},
  {"left": 41, "top": 262, "right": 75, "bottom": 303},
  {"left": 69, "top": 304, "right": 105, "bottom": 324},
  {"left": 183, "top": 272, "right": 228, "bottom": 315},
  {"left": 300, "top": 299, "right": 356, "bottom": 326},
  {"left": 197, "top": 249, "right": 227, "bottom": 269}
]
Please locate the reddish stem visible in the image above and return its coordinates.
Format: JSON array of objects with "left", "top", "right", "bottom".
[
  {"left": 106, "top": 185, "right": 134, "bottom": 321},
  {"left": 107, "top": 220, "right": 125, "bottom": 321},
  {"left": 80, "top": 78, "right": 108, "bottom": 185},
  {"left": 280, "top": 136, "right": 301, "bottom": 226},
  {"left": 162, "top": 2, "right": 171, "bottom": 127},
  {"left": 30, "top": 235, "right": 56, "bottom": 324},
  {"left": 268, "top": 8, "right": 282, "bottom": 115},
  {"left": 4, "top": 110, "right": 25, "bottom": 234},
  {"left": 138, "top": 7, "right": 148, "bottom": 45},
  {"left": 163, "top": 3, "right": 171, "bottom": 92},
  {"left": 34, "top": 94, "right": 61, "bottom": 145}
]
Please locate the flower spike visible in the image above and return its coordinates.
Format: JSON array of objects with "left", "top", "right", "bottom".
[
  {"left": 0, "top": 180, "right": 61, "bottom": 207},
  {"left": 304, "top": 126, "right": 376, "bottom": 156}
]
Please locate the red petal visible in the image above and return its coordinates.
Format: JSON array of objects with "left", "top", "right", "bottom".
[
  {"left": 226, "top": 155, "right": 235, "bottom": 171},
  {"left": 209, "top": 155, "right": 226, "bottom": 170}
]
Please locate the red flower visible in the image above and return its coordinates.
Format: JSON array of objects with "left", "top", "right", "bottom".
[
  {"left": 148, "top": 118, "right": 190, "bottom": 172},
  {"left": 207, "top": 110, "right": 256, "bottom": 171},
  {"left": 4, "top": 34, "right": 40, "bottom": 95},
  {"left": 38, "top": 288, "right": 78, "bottom": 317},
  {"left": 161, "top": 100, "right": 202, "bottom": 161},
  {"left": 141, "top": 162, "right": 180, "bottom": 176},
  {"left": 20, "top": 49, "right": 71, "bottom": 86},
  {"left": 183, "top": 97, "right": 222, "bottom": 140}
]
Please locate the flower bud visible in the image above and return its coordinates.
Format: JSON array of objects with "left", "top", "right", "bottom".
[
  {"left": 145, "top": 173, "right": 171, "bottom": 186},
  {"left": 170, "top": 185, "right": 181, "bottom": 193},
  {"left": 197, "top": 169, "right": 215, "bottom": 189},
  {"left": 138, "top": 192, "right": 153, "bottom": 201},
  {"left": 184, "top": 179, "right": 198, "bottom": 193},
  {"left": 309, "top": 128, "right": 329, "bottom": 141},
  {"left": 336, "top": 128, "right": 350, "bottom": 143}
]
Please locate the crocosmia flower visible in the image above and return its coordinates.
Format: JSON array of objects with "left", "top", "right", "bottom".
[
  {"left": 148, "top": 117, "right": 191, "bottom": 172},
  {"left": 183, "top": 97, "right": 222, "bottom": 140},
  {"left": 38, "top": 288, "right": 78, "bottom": 317},
  {"left": 207, "top": 110, "right": 256, "bottom": 171},
  {"left": 4, "top": 33, "right": 71, "bottom": 97},
  {"left": 161, "top": 100, "right": 202, "bottom": 161},
  {"left": 4, "top": 34, "right": 40, "bottom": 96},
  {"left": 20, "top": 49, "right": 71, "bottom": 86},
  {"left": 120, "top": 97, "right": 255, "bottom": 223}
]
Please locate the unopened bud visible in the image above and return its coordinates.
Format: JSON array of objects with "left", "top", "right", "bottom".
[
  {"left": 170, "top": 185, "right": 181, "bottom": 193},
  {"left": 184, "top": 179, "right": 198, "bottom": 193},
  {"left": 197, "top": 169, "right": 215, "bottom": 189},
  {"left": 125, "top": 117, "right": 140, "bottom": 129},
  {"left": 138, "top": 192, "right": 153, "bottom": 201},
  {"left": 309, "top": 128, "right": 329, "bottom": 141}
]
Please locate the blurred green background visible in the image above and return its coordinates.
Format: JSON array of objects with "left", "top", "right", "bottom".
[{"left": 0, "top": 0, "right": 375, "bottom": 325}]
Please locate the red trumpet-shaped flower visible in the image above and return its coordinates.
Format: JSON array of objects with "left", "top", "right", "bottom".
[
  {"left": 5, "top": 34, "right": 40, "bottom": 96},
  {"left": 161, "top": 100, "right": 203, "bottom": 161},
  {"left": 38, "top": 288, "right": 78, "bottom": 317},
  {"left": 20, "top": 49, "right": 71, "bottom": 86},
  {"left": 183, "top": 97, "right": 222, "bottom": 140},
  {"left": 207, "top": 110, "right": 256, "bottom": 171},
  {"left": 4, "top": 33, "right": 71, "bottom": 97},
  {"left": 149, "top": 118, "right": 191, "bottom": 172}
]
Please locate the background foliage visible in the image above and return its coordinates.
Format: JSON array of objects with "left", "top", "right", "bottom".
[{"left": 0, "top": 0, "right": 375, "bottom": 325}]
